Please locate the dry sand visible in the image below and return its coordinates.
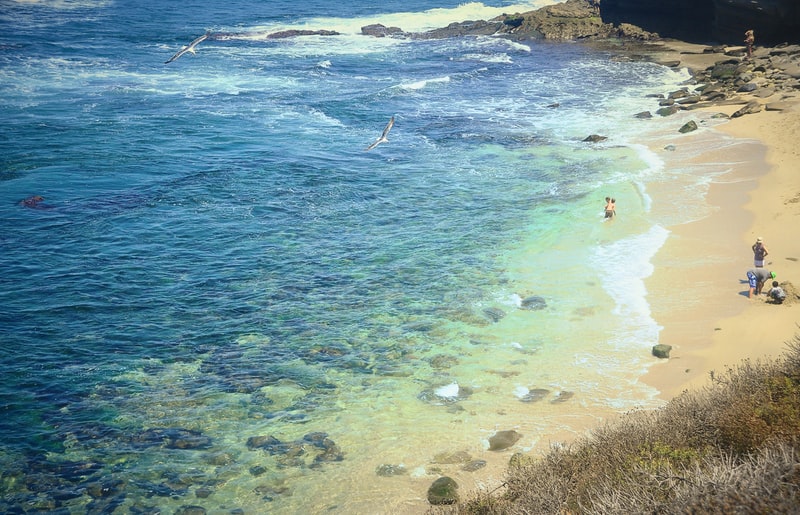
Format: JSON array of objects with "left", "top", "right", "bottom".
[{"left": 639, "top": 41, "right": 800, "bottom": 400}]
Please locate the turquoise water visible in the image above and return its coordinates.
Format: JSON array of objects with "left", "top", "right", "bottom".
[{"left": 0, "top": 0, "right": 726, "bottom": 512}]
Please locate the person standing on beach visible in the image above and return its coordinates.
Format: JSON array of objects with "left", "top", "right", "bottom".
[
  {"left": 747, "top": 268, "right": 775, "bottom": 298},
  {"left": 744, "top": 29, "right": 755, "bottom": 59},
  {"left": 752, "top": 237, "right": 769, "bottom": 267}
]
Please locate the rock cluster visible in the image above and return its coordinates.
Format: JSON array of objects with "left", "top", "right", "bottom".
[
  {"left": 246, "top": 431, "right": 344, "bottom": 468},
  {"left": 644, "top": 45, "right": 800, "bottom": 119}
]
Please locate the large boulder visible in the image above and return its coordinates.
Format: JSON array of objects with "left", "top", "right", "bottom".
[
  {"left": 652, "top": 343, "right": 673, "bottom": 359},
  {"left": 732, "top": 100, "right": 763, "bottom": 117},
  {"left": 416, "top": 0, "right": 654, "bottom": 42}
]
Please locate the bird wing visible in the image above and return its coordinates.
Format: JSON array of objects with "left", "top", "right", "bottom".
[
  {"left": 189, "top": 33, "right": 210, "bottom": 48},
  {"left": 364, "top": 116, "right": 395, "bottom": 151},
  {"left": 165, "top": 33, "right": 210, "bottom": 64},
  {"left": 380, "top": 116, "right": 395, "bottom": 139}
]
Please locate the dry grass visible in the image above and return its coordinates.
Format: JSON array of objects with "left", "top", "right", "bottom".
[{"left": 431, "top": 336, "right": 800, "bottom": 514}]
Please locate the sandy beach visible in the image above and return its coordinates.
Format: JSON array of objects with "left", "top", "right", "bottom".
[{"left": 641, "top": 41, "right": 800, "bottom": 400}]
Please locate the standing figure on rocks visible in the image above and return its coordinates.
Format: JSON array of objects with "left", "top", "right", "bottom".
[{"left": 744, "top": 29, "right": 755, "bottom": 59}]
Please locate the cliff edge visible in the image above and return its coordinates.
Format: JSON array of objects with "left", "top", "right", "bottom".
[{"left": 601, "top": 0, "right": 800, "bottom": 45}]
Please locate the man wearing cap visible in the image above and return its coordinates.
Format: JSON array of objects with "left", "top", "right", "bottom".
[
  {"left": 747, "top": 268, "right": 776, "bottom": 298},
  {"left": 752, "top": 237, "right": 768, "bottom": 267}
]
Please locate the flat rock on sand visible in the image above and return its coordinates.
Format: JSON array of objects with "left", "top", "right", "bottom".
[{"left": 488, "top": 430, "right": 522, "bottom": 451}]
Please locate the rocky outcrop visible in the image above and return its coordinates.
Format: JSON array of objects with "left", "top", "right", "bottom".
[
  {"left": 361, "top": 24, "right": 404, "bottom": 38},
  {"left": 264, "top": 29, "right": 340, "bottom": 39},
  {"left": 412, "top": 0, "right": 657, "bottom": 42},
  {"left": 681, "top": 45, "right": 800, "bottom": 113},
  {"left": 601, "top": 0, "right": 800, "bottom": 45}
]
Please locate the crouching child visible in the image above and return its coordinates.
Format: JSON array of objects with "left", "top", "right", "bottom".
[{"left": 768, "top": 281, "right": 786, "bottom": 304}]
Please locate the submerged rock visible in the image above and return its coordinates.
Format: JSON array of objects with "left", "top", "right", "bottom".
[
  {"left": 488, "top": 430, "right": 522, "bottom": 451},
  {"left": 432, "top": 451, "right": 472, "bottom": 464},
  {"left": 583, "top": 134, "right": 608, "bottom": 143},
  {"left": 427, "top": 476, "right": 460, "bottom": 505},
  {"left": 248, "top": 432, "right": 343, "bottom": 468},
  {"left": 174, "top": 506, "right": 206, "bottom": 515},
  {"left": 429, "top": 354, "right": 460, "bottom": 369},
  {"left": 517, "top": 387, "right": 550, "bottom": 403},
  {"left": 249, "top": 465, "right": 267, "bottom": 476},
  {"left": 551, "top": 391, "right": 575, "bottom": 403},
  {"left": 461, "top": 459, "right": 487, "bottom": 472},
  {"left": 375, "top": 464, "right": 407, "bottom": 476},
  {"left": 520, "top": 295, "right": 547, "bottom": 310},
  {"left": 482, "top": 307, "right": 506, "bottom": 323},
  {"left": 132, "top": 428, "right": 212, "bottom": 450}
]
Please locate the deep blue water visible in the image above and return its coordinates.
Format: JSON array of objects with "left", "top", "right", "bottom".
[{"left": 0, "top": 0, "right": 701, "bottom": 512}]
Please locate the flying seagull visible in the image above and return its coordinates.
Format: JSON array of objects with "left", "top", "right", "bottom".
[
  {"left": 365, "top": 116, "right": 395, "bottom": 151},
  {"left": 165, "top": 33, "right": 211, "bottom": 64}
]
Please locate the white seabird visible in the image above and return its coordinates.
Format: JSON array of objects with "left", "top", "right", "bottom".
[
  {"left": 365, "top": 116, "right": 395, "bottom": 151},
  {"left": 165, "top": 33, "right": 210, "bottom": 64}
]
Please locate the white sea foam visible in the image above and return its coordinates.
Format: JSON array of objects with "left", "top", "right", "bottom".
[
  {"left": 590, "top": 225, "right": 670, "bottom": 355},
  {"left": 434, "top": 382, "right": 460, "bottom": 399},
  {"left": 9, "top": 0, "right": 111, "bottom": 9},
  {"left": 513, "top": 385, "right": 529, "bottom": 399},
  {"left": 300, "top": 1, "right": 554, "bottom": 35},
  {"left": 215, "top": 0, "right": 552, "bottom": 58},
  {"left": 398, "top": 76, "right": 451, "bottom": 91},
  {"left": 461, "top": 52, "right": 513, "bottom": 64}
]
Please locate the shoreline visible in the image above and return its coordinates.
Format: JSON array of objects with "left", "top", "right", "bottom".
[{"left": 637, "top": 41, "right": 800, "bottom": 400}]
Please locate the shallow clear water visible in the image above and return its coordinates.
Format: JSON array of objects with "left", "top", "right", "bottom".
[{"left": 0, "top": 0, "right": 733, "bottom": 512}]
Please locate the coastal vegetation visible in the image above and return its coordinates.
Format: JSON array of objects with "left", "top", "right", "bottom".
[{"left": 435, "top": 336, "right": 800, "bottom": 513}]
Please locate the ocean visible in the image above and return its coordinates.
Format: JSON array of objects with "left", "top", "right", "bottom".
[{"left": 0, "top": 0, "right": 734, "bottom": 512}]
